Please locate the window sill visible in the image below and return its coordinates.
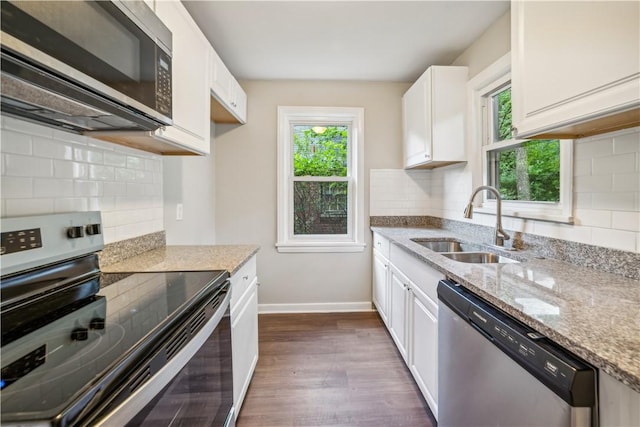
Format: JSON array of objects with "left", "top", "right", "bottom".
[
  {"left": 276, "top": 241, "right": 367, "bottom": 253},
  {"left": 474, "top": 206, "right": 574, "bottom": 224}
]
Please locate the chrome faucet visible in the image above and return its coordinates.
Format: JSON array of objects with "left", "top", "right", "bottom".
[{"left": 464, "top": 185, "right": 510, "bottom": 247}]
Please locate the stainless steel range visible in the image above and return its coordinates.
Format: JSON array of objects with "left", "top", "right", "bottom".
[{"left": 1, "top": 212, "right": 234, "bottom": 427}]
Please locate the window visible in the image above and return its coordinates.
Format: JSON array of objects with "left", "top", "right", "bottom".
[
  {"left": 471, "top": 54, "right": 573, "bottom": 223},
  {"left": 277, "top": 106, "right": 365, "bottom": 252}
]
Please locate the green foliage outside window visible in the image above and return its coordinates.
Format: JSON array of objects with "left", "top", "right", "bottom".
[
  {"left": 292, "top": 125, "right": 348, "bottom": 234},
  {"left": 293, "top": 126, "right": 347, "bottom": 177},
  {"left": 490, "top": 88, "right": 560, "bottom": 202}
]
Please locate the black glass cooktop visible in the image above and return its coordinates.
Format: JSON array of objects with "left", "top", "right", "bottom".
[{"left": 0, "top": 270, "right": 228, "bottom": 424}]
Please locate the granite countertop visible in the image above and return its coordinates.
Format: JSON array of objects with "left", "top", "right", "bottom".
[
  {"left": 100, "top": 245, "right": 259, "bottom": 276},
  {"left": 372, "top": 226, "right": 640, "bottom": 393}
]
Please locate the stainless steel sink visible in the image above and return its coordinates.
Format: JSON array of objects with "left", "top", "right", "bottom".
[
  {"left": 441, "top": 252, "right": 519, "bottom": 264},
  {"left": 411, "top": 239, "right": 482, "bottom": 253}
]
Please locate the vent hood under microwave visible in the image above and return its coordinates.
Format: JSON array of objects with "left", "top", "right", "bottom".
[{"left": 0, "top": 1, "right": 173, "bottom": 141}]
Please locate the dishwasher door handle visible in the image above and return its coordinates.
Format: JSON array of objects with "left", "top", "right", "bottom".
[{"left": 469, "top": 320, "right": 494, "bottom": 342}]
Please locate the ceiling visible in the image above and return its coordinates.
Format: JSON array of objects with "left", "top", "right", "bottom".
[{"left": 182, "top": 1, "right": 510, "bottom": 82}]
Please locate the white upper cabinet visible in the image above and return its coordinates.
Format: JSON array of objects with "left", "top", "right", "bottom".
[
  {"left": 154, "top": 0, "right": 210, "bottom": 154},
  {"left": 511, "top": 1, "right": 640, "bottom": 139},
  {"left": 210, "top": 48, "right": 247, "bottom": 124},
  {"left": 402, "top": 66, "right": 467, "bottom": 169}
]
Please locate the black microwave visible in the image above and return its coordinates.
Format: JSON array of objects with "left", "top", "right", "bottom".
[{"left": 0, "top": 1, "right": 172, "bottom": 133}]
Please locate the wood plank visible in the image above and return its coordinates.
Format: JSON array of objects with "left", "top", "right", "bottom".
[{"left": 236, "top": 312, "right": 435, "bottom": 427}]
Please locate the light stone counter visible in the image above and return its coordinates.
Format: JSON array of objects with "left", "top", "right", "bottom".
[
  {"left": 372, "top": 226, "right": 640, "bottom": 393},
  {"left": 101, "top": 245, "right": 259, "bottom": 276}
]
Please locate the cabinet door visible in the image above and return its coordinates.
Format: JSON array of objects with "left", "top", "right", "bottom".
[
  {"left": 231, "top": 79, "right": 248, "bottom": 123},
  {"left": 511, "top": 1, "right": 640, "bottom": 138},
  {"left": 372, "top": 250, "right": 389, "bottom": 325},
  {"left": 409, "top": 286, "right": 438, "bottom": 419},
  {"left": 402, "top": 71, "right": 431, "bottom": 168},
  {"left": 389, "top": 266, "right": 409, "bottom": 362},
  {"left": 210, "top": 50, "right": 234, "bottom": 104},
  {"left": 599, "top": 371, "right": 640, "bottom": 427},
  {"left": 155, "top": 0, "right": 210, "bottom": 154},
  {"left": 231, "top": 277, "right": 259, "bottom": 413}
]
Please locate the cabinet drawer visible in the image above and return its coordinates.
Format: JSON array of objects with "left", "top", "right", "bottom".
[
  {"left": 230, "top": 255, "right": 257, "bottom": 310},
  {"left": 373, "top": 233, "right": 390, "bottom": 258},
  {"left": 390, "top": 244, "right": 443, "bottom": 303}
]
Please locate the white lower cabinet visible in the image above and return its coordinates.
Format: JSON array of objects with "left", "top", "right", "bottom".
[
  {"left": 409, "top": 283, "right": 438, "bottom": 419},
  {"left": 599, "top": 371, "right": 640, "bottom": 427},
  {"left": 389, "top": 265, "right": 410, "bottom": 362},
  {"left": 372, "top": 235, "right": 442, "bottom": 419},
  {"left": 372, "top": 249, "right": 390, "bottom": 326},
  {"left": 230, "top": 256, "right": 259, "bottom": 417}
]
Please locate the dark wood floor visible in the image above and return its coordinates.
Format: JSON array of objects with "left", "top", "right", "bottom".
[{"left": 236, "top": 312, "right": 436, "bottom": 427}]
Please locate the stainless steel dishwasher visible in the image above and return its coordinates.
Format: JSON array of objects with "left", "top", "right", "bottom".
[{"left": 437, "top": 279, "right": 597, "bottom": 427}]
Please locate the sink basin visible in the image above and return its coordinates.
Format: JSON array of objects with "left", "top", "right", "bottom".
[
  {"left": 441, "top": 252, "right": 519, "bottom": 264},
  {"left": 411, "top": 239, "right": 482, "bottom": 253}
]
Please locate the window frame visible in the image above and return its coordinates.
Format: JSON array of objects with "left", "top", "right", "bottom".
[
  {"left": 469, "top": 54, "right": 574, "bottom": 224},
  {"left": 276, "top": 106, "right": 365, "bottom": 253}
]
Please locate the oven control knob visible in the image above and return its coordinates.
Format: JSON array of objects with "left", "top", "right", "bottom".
[
  {"left": 71, "top": 328, "right": 89, "bottom": 341},
  {"left": 85, "top": 223, "right": 102, "bottom": 235},
  {"left": 67, "top": 226, "right": 85, "bottom": 239},
  {"left": 89, "top": 318, "right": 105, "bottom": 330}
]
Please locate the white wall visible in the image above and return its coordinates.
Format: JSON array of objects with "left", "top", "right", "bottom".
[
  {"left": 452, "top": 11, "right": 510, "bottom": 79},
  {"left": 0, "top": 116, "right": 163, "bottom": 244},
  {"left": 162, "top": 123, "right": 217, "bottom": 245},
  {"left": 214, "top": 80, "right": 409, "bottom": 309}
]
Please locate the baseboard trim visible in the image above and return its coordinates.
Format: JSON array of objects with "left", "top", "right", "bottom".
[{"left": 258, "top": 302, "right": 374, "bottom": 314}]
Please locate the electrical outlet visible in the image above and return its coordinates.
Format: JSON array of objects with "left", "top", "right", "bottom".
[{"left": 176, "top": 203, "right": 183, "bottom": 221}]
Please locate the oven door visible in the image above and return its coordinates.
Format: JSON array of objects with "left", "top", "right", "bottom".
[
  {"left": 0, "top": 0, "right": 171, "bottom": 123},
  {"left": 94, "top": 289, "right": 234, "bottom": 427}
]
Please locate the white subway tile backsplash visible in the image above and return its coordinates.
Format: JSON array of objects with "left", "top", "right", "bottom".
[
  {"left": 34, "top": 178, "right": 74, "bottom": 197},
  {"left": 534, "top": 221, "right": 592, "bottom": 244},
  {"left": 3, "top": 116, "right": 52, "bottom": 138},
  {"left": 1, "top": 130, "right": 32, "bottom": 155},
  {"left": 1, "top": 176, "right": 32, "bottom": 199},
  {"left": 54, "top": 160, "right": 88, "bottom": 179},
  {"left": 54, "top": 198, "right": 89, "bottom": 213},
  {"left": 74, "top": 180, "right": 102, "bottom": 197},
  {"left": 115, "top": 167, "right": 137, "bottom": 182},
  {"left": 126, "top": 183, "right": 146, "bottom": 197},
  {"left": 574, "top": 138, "right": 613, "bottom": 160},
  {"left": 574, "top": 209, "right": 612, "bottom": 228},
  {"left": 574, "top": 175, "right": 612, "bottom": 193},
  {"left": 612, "top": 173, "right": 640, "bottom": 192},
  {"left": 573, "top": 159, "right": 591, "bottom": 177},
  {"left": 88, "top": 165, "right": 115, "bottom": 181},
  {"left": 73, "top": 147, "right": 104, "bottom": 164},
  {"left": 103, "top": 182, "right": 127, "bottom": 197},
  {"left": 126, "top": 156, "right": 145, "bottom": 170},
  {"left": 104, "top": 152, "right": 127, "bottom": 167},
  {"left": 591, "top": 227, "right": 636, "bottom": 252},
  {"left": 613, "top": 129, "right": 640, "bottom": 155},
  {"left": 1, "top": 116, "right": 163, "bottom": 244},
  {"left": 592, "top": 192, "right": 636, "bottom": 211},
  {"left": 592, "top": 154, "right": 636, "bottom": 175},
  {"left": 33, "top": 137, "right": 74, "bottom": 160},
  {"left": 612, "top": 211, "right": 640, "bottom": 232},
  {"left": 5, "top": 198, "right": 54, "bottom": 216},
  {"left": 5, "top": 154, "right": 53, "bottom": 177}
]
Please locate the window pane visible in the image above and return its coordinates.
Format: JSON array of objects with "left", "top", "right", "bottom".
[
  {"left": 492, "top": 87, "right": 512, "bottom": 142},
  {"left": 293, "top": 125, "right": 348, "bottom": 177},
  {"left": 293, "top": 181, "right": 347, "bottom": 235},
  {"left": 487, "top": 139, "right": 560, "bottom": 202}
]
